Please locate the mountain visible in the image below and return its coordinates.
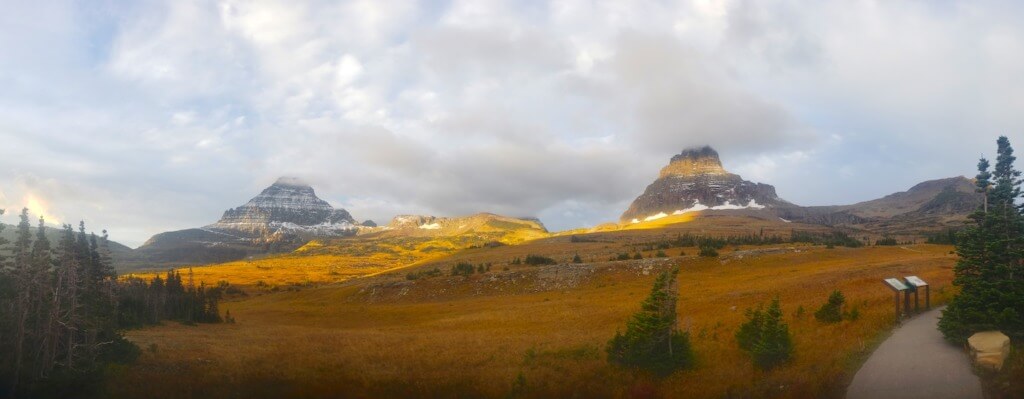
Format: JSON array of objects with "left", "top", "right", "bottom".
[
  {"left": 132, "top": 177, "right": 357, "bottom": 268},
  {"left": 777, "top": 176, "right": 982, "bottom": 233},
  {"left": 621, "top": 146, "right": 791, "bottom": 223},
  {"left": 622, "top": 146, "right": 982, "bottom": 235},
  {"left": 380, "top": 213, "right": 548, "bottom": 244}
]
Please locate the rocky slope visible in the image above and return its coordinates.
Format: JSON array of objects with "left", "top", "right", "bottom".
[
  {"left": 776, "top": 176, "right": 982, "bottom": 233},
  {"left": 621, "top": 146, "right": 790, "bottom": 223},
  {"left": 132, "top": 178, "right": 357, "bottom": 268}
]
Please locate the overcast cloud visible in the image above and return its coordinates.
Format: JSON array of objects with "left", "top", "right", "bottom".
[{"left": 2, "top": 0, "right": 1024, "bottom": 247}]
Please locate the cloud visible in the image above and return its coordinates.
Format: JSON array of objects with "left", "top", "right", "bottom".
[{"left": 2, "top": 0, "right": 1024, "bottom": 246}]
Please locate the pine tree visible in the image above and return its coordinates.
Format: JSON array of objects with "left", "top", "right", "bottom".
[
  {"left": 814, "top": 290, "right": 845, "bottom": 323},
  {"left": 7, "top": 209, "right": 33, "bottom": 394},
  {"left": 736, "top": 296, "right": 793, "bottom": 370},
  {"left": 939, "top": 136, "right": 1024, "bottom": 343},
  {"left": 606, "top": 267, "right": 695, "bottom": 375}
]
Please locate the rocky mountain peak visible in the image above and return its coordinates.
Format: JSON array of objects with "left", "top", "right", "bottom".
[
  {"left": 621, "top": 146, "right": 788, "bottom": 222},
  {"left": 207, "top": 177, "right": 356, "bottom": 237},
  {"left": 659, "top": 146, "right": 728, "bottom": 178}
]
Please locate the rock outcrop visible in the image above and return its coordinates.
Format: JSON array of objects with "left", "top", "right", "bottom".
[
  {"left": 968, "top": 331, "right": 1011, "bottom": 371},
  {"left": 621, "top": 146, "right": 790, "bottom": 222}
]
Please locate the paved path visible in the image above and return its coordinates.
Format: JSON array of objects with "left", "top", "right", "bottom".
[{"left": 846, "top": 306, "right": 983, "bottom": 399}]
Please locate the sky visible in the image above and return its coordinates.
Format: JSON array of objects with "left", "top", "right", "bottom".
[{"left": 2, "top": 0, "right": 1024, "bottom": 247}]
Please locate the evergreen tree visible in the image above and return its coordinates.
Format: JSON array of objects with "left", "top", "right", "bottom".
[
  {"left": 572, "top": 253, "right": 583, "bottom": 264},
  {"left": 7, "top": 209, "right": 33, "bottom": 394},
  {"left": 814, "top": 290, "right": 845, "bottom": 323},
  {"left": 939, "top": 136, "right": 1024, "bottom": 343},
  {"left": 606, "top": 267, "right": 695, "bottom": 376},
  {"left": 736, "top": 297, "right": 793, "bottom": 370}
]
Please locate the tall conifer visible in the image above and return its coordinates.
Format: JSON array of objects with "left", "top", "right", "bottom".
[{"left": 940, "top": 136, "right": 1024, "bottom": 342}]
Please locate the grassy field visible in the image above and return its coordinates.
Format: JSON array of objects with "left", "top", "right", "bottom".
[{"left": 106, "top": 240, "right": 958, "bottom": 398}]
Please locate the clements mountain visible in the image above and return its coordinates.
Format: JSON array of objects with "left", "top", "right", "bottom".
[
  {"left": 111, "top": 146, "right": 981, "bottom": 270},
  {"left": 623, "top": 146, "right": 981, "bottom": 232}
]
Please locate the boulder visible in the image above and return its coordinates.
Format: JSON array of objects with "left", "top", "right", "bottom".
[{"left": 967, "top": 331, "right": 1011, "bottom": 371}]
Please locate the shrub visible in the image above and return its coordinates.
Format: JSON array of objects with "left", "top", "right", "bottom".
[
  {"left": 616, "top": 253, "right": 631, "bottom": 261},
  {"left": 524, "top": 254, "right": 557, "bottom": 266},
  {"left": 572, "top": 253, "right": 583, "bottom": 263},
  {"left": 846, "top": 306, "right": 860, "bottom": 321},
  {"left": 814, "top": 290, "right": 845, "bottom": 323},
  {"left": 736, "top": 297, "right": 793, "bottom": 370},
  {"left": 606, "top": 267, "right": 694, "bottom": 375},
  {"left": 655, "top": 250, "right": 667, "bottom": 258},
  {"left": 633, "top": 252, "right": 643, "bottom": 260},
  {"left": 875, "top": 235, "right": 898, "bottom": 246},
  {"left": 451, "top": 262, "right": 475, "bottom": 276},
  {"left": 698, "top": 244, "right": 718, "bottom": 257}
]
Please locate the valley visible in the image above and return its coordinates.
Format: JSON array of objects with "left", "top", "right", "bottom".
[
  {"left": 100, "top": 147, "right": 977, "bottom": 397},
  {"left": 108, "top": 240, "right": 958, "bottom": 398}
]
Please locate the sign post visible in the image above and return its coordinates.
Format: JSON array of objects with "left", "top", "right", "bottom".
[
  {"left": 904, "top": 276, "right": 929, "bottom": 311},
  {"left": 884, "top": 278, "right": 909, "bottom": 321}
]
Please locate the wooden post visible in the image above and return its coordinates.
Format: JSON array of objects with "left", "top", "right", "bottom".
[
  {"left": 925, "top": 285, "right": 931, "bottom": 310},
  {"left": 884, "top": 278, "right": 909, "bottom": 322},
  {"left": 895, "top": 291, "right": 901, "bottom": 320}
]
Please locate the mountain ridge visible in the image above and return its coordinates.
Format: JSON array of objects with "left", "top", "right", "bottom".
[{"left": 623, "top": 146, "right": 982, "bottom": 234}]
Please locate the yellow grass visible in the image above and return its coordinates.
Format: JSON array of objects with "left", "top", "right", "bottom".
[
  {"left": 124, "top": 231, "right": 542, "bottom": 289},
  {"left": 107, "top": 243, "right": 959, "bottom": 398}
]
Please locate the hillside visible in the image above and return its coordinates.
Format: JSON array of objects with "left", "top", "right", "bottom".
[
  {"left": 126, "top": 212, "right": 552, "bottom": 287},
  {"left": 0, "top": 223, "right": 135, "bottom": 263},
  {"left": 776, "top": 176, "right": 981, "bottom": 234}
]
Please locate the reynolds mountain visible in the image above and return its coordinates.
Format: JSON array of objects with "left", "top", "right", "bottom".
[
  {"left": 132, "top": 178, "right": 358, "bottom": 267},
  {"left": 624, "top": 146, "right": 982, "bottom": 234}
]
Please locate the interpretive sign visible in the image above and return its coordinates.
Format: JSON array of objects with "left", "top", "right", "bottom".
[
  {"left": 904, "top": 276, "right": 927, "bottom": 287},
  {"left": 904, "top": 276, "right": 930, "bottom": 311},
  {"left": 884, "top": 278, "right": 908, "bottom": 291}
]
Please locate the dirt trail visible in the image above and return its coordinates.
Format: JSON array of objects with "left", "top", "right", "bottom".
[{"left": 846, "top": 306, "right": 982, "bottom": 399}]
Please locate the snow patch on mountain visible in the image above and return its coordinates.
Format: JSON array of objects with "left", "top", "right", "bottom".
[
  {"left": 632, "top": 200, "right": 768, "bottom": 224},
  {"left": 419, "top": 223, "right": 441, "bottom": 230},
  {"left": 643, "top": 212, "right": 669, "bottom": 222}
]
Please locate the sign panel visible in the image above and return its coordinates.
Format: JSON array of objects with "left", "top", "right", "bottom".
[
  {"left": 884, "top": 278, "right": 908, "bottom": 291},
  {"left": 905, "top": 276, "right": 928, "bottom": 287}
]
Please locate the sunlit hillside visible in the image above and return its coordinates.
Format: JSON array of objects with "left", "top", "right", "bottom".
[{"left": 125, "top": 212, "right": 553, "bottom": 289}]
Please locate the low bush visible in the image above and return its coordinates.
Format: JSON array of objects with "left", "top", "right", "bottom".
[
  {"left": 524, "top": 255, "right": 557, "bottom": 266},
  {"left": 814, "top": 290, "right": 845, "bottom": 323}
]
